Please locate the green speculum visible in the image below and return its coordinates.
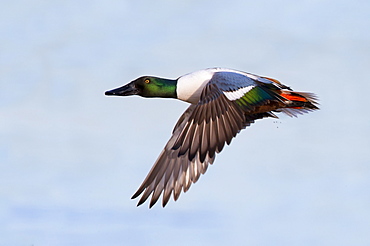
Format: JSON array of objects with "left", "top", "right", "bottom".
[{"left": 236, "top": 87, "right": 274, "bottom": 107}]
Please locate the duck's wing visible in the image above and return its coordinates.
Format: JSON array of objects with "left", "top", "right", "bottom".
[{"left": 131, "top": 71, "right": 288, "bottom": 208}]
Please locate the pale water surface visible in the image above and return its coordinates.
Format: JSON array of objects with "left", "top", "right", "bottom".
[{"left": 1, "top": 0, "right": 370, "bottom": 245}]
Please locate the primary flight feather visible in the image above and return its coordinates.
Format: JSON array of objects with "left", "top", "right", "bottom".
[{"left": 105, "top": 68, "right": 319, "bottom": 208}]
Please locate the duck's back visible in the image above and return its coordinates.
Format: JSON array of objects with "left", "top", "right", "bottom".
[{"left": 176, "top": 68, "right": 262, "bottom": 104}]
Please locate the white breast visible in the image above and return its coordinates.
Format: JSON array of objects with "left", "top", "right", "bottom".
[{"left": 176, "top": 69, "right": 216, "bottom": 104}]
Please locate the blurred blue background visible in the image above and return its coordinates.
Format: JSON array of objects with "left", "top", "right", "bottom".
[{"left": 1, "top": 0, "right": 370, "bottom": 245}]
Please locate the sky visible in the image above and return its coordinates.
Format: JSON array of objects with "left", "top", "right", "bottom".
[{"left": 1, "top": 0, "right": 370, "bottom": 245}]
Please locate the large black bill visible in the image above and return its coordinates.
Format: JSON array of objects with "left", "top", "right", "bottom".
[{"left": 105, "top": 82, "right": 138, "bottom": 96}]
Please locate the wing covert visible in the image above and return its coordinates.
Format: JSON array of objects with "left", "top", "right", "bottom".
[{"left": 131, "top": 72, "right": 278, "bottom": 207}]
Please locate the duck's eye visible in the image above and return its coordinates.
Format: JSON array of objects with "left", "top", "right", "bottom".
[{"left": 144, "top": 79, "right": 150, "bottom": 84}]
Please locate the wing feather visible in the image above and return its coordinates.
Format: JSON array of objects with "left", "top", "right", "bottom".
[{"left": 131, "top": 71, "right": 292, "bottom": 207}]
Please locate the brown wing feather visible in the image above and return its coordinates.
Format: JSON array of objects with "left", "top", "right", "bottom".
[{"left": 131, "top": 83, "right": 262, "bottom": 208}]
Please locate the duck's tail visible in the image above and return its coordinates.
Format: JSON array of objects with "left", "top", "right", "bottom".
[{"left": 278, "top": 91, "right": 319, "bottom": 117}]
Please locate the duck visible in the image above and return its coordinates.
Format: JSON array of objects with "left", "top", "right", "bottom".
[{"left": 105, "top": 67, "right": 319, "bottom": 208}]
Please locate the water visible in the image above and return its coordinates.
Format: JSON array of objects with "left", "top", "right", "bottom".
[{"left": 1, "top": 0, "right": 370, "bottom": 245}]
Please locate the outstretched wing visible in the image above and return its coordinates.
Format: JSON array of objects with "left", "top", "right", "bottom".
[{"left": 131, "top": 71, "right": 285, "bottom": 208}]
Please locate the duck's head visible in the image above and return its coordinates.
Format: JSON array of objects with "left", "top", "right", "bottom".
[{"left": 105, "top": 76, "right": 177, "bottom": 99}]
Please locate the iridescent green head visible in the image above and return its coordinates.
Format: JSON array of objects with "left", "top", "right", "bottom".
[{"left": 105, "top": 76, "right": 177, "bottom": 99}]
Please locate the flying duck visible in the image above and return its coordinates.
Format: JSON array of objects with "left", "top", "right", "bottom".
[{"left": 105, "top": 68, "right": 319, "bottom": 208}]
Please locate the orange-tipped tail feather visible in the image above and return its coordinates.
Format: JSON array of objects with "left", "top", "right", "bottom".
[{"left": 278, "top": 91, "right": 319, "bottom": 117}]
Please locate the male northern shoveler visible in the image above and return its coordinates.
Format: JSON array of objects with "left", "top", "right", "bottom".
[{"left": 105, "top": 68, "right": 319, "bottom": 208}]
